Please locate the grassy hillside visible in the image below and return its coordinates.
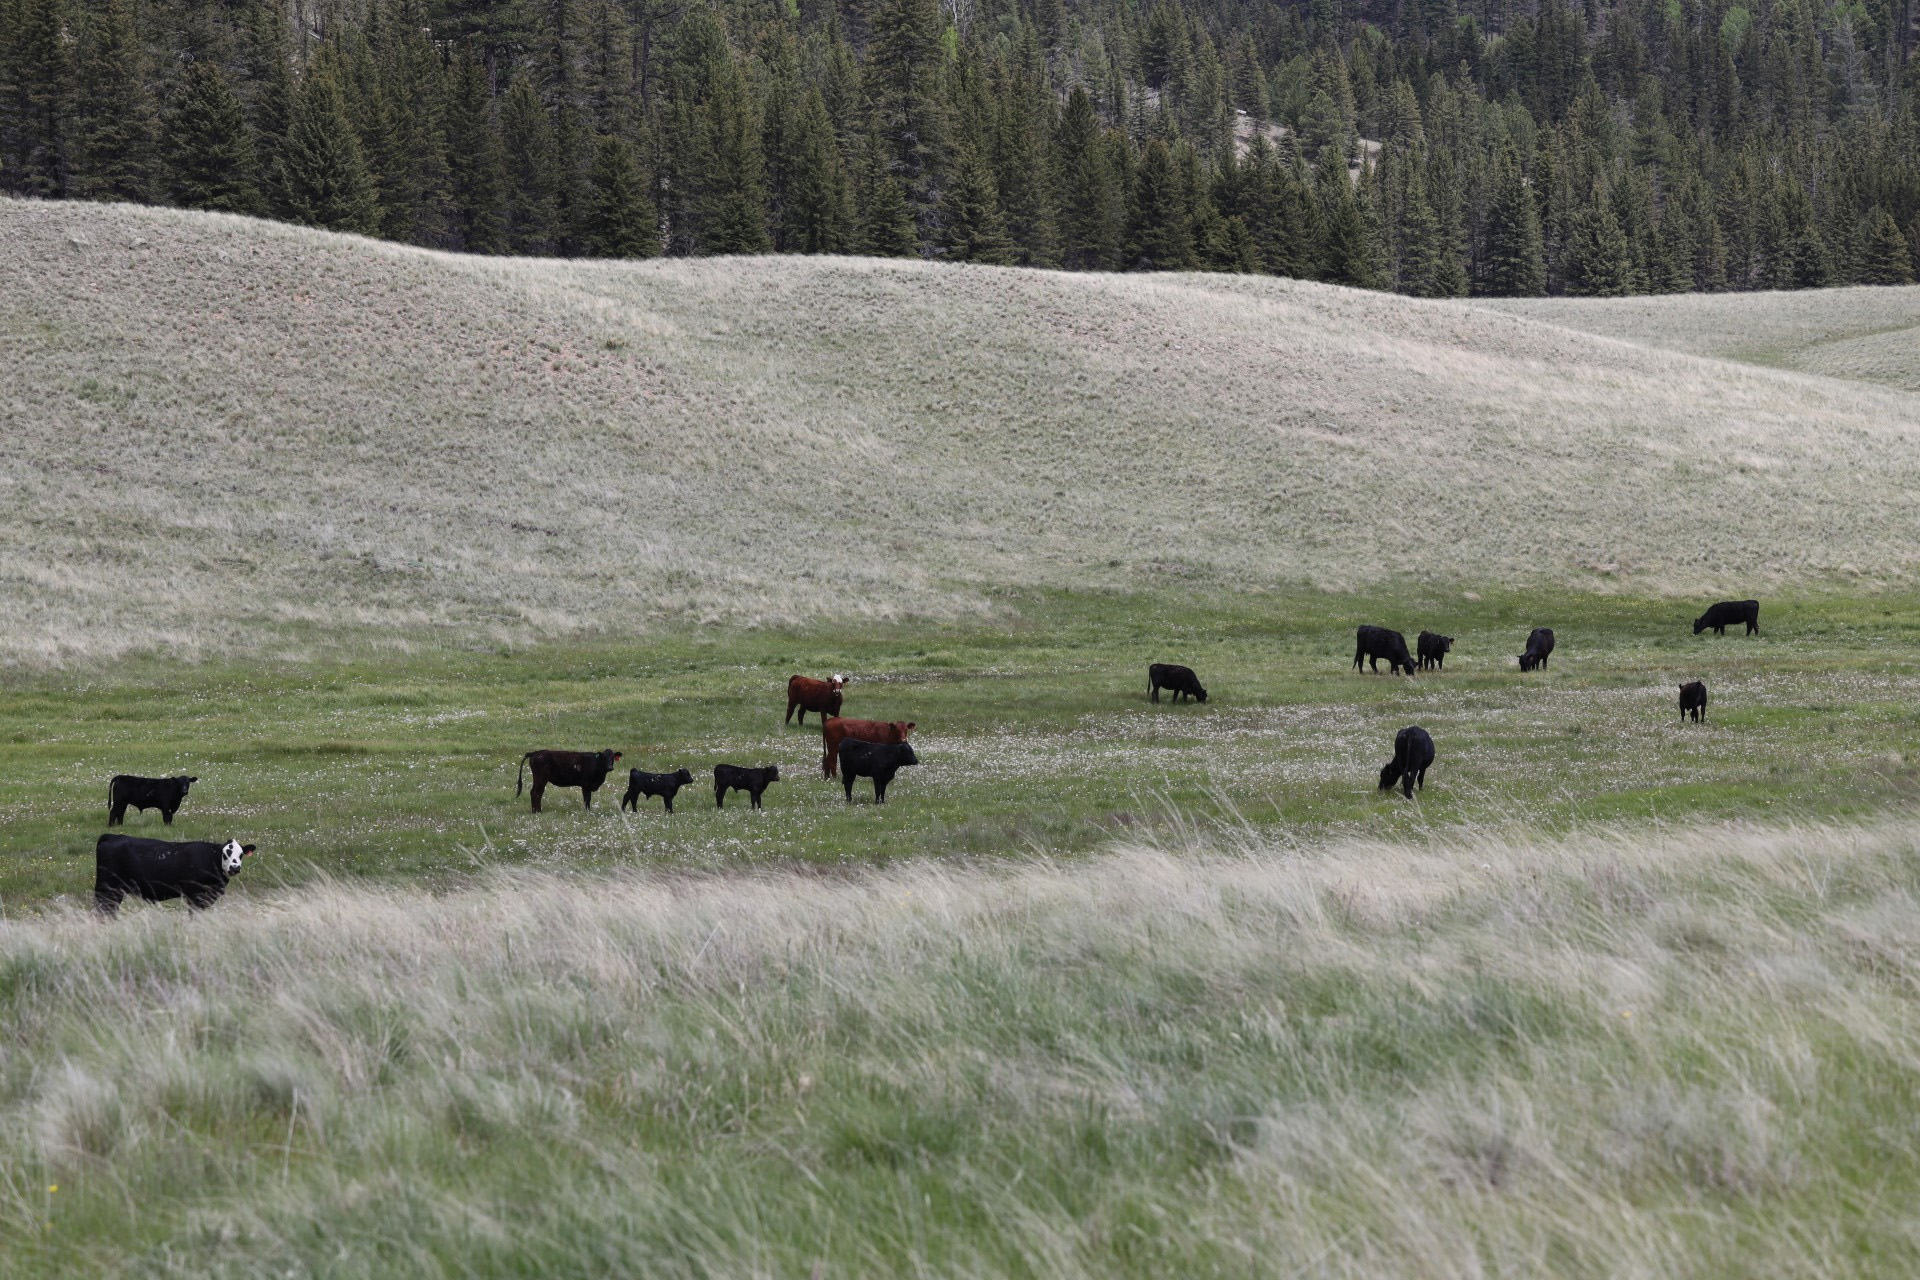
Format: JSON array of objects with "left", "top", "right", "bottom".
[
  {"left": 8, "top": 198, "right": 1920, "bottom": 666},
  {"left": 1491, "top": 288, "right": 1920, "bottom": 391}
]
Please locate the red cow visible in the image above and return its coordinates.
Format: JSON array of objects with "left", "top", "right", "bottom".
[
  {"left": 820, "top": 716, "right": 915, "bottom": 778},
  {"left": 786, "top": 673, "right": 847, "bottom": 726}
]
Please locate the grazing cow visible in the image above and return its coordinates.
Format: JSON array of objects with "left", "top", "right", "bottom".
[
  {"left": 1353, "top": 626, "right": 1417, "bottom": 676},
  {"left": 1148, "top": 663, "right": 1209, "bottom": 704},
  {"left": 1518, "top": 628, "right": 1556, "bottom": 672},
  {"left": 516, "top": 749, "right": 622, "bottom": 813},
  {"left": 839, "top": 740, "right": 920, "bottom": 804},
  {"left": 107, "top": 774, "right": 197, "bottom": 826},
  {"left": 1416, "top": 632, "right": 1454, "bottom": 672},
  {"left": 714, "top": 764, "right": 780, "bottom": 809},
  {"left": 786, "top": 674, "right": 847, "bottom": 726},
  {"left": 1679, "top": 681, "right": 1708, "bottom": 723},
  {"left": 1694, "top": 600, "right": 1760, "bottom": 636},
  {"left": 621, "top": 767, "right": 695, "bottom": 814},
  {"left": 821, "top": 716, "right": 916, "bottom": 778},
  {"left": 1377, "top": 726, "right": 1435, "bottom": 799},
  {"left": 93, "top": 834, "right": 254, "bottom": 916}
]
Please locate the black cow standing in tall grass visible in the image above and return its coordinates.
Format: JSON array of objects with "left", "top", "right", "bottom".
[
  {"left": 1378, "top": 727, "right": 1435, "bottom": 798},
  {"left": 1694, "top": 600, "right": 1760, "bottom": 636},
  {"left": 107, "top": 774, "right": 197, "bottom": 826},
  {"left": 1416, "top": 632, "right": 1454, "bottom": 671},
  {"left": 1353, "top": 626, "right": 1416, "bottom": 676},
  {"left": 1679, "top": 681, "right": 1708, "bottom": 722},
  {"left": 1148, "top": 663, "right": 1208, "bottom": 703},
  {"left": 1518, "top": 628, "right": 1555, "bottom": 671},
  {"left": 516, "top": 749, "right": 622, "bottom": 813},
  {"left": 93, "top": 834, "right": 255, "bottom": 916}
]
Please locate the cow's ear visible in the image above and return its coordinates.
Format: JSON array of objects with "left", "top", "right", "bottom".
[{"left": 241, "top": 844, "right": 257, "bottom": 856}]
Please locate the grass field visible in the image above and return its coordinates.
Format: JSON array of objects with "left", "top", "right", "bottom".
[
  {"left": 9, "top": 199, "right": 1920, "bottom": 667},
  {"left": 5, "top": 588, "right": 1920, "bottom": 913},
  {"left": 10, "top": 200, "right": 1920, "bottom": 1274}
]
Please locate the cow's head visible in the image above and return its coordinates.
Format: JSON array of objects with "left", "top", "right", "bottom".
[
  {"left": 897, "top": 721, "right": 917, "bottom": 738},
  {"left": 830, "top": 674, "right": 847, "bottom": 689},
  {"left": 602, "top": 750, "right": 623, "bottom": 769},
  {"left": 1194, "top": 686, "right": 1209, "bottom": 703},
  {"left": 1692, "top": 616, "right": 1708, "bottom": 634},
  {"left": 764, "top": 765, "right": 781, "bottom": 781},
  {"left": 673, "top": 768, "right": 694, "bottom": 784},
  {"left": 179, "top": 776, "right": 199, "bottom": 787},
  {"left": 221, "top": 840, "right": 255, "bottom": 875},
  {"left": 895, "top": 743, "right": 920, "bottom": 767},
  {"left": 1440, "top": 637, "right": 1454, "bottom": 653}
]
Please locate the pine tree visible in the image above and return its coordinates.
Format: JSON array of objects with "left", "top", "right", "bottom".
[
  {"left": 70, "top": 0, "right": 152, "bottom": 202},
  {"left": 239, "top": 0, "right": 296, "bottom": 217},
  {"left": 1561, "top": 190, "right": 1635, "bottom": 296},
  {"left": 164, "top": 62, "right": 264, "bottom": 215},
  {"left": 500, "top": 75, "right": 558, "bottom": 254},
  {"left": 1129, "top": 137, "right": 1191, "bottom": 269},
  {"left": 939, "top": 142, "right": 1013, "bottom": 263},
  {"left": 580, "top": 135, "right": 658, "bottom": 257},
  {"left": 1317, "top": 147, "right": 1375, "bottom": 287},
  {"left": 866, "top": 0, "right": 946, "bottom": 224},
  {"left": 1055, "top": 86, "right": 1121, "bottom": 270},
  {"left": 1476, "top": 144, "right": 1546, "bottom": 296},
  {"left": 1396, "top": 166, "right": 1444, "bottom": 295},
  {"left": 444, "top": 47, "right": 506, "bottom": 253},
  {"left": 280, "top": 64, "right": 381, "bottom": 235},
  {"left": 778, "top": 89, "right": 854, "bottom": 253},
  {"left": 1857, "top": 207, "right": 1916, "bottom": 285},
  {"left": 855, "top": 129, "right": 920, "bottom": 256},
  {"left": 7, "top": 0, "right": 70, "bottom": 196}
]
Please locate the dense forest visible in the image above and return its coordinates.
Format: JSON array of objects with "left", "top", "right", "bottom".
[{"left": 4, "top": 0, "right": 1920, "bottom": 291}]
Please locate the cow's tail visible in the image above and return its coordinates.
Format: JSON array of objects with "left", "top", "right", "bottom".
[
  {"left": 106, "top": 778, "right": 114, "bottom": 821},
  {"left": 516, "top": 753, "right": 529, "bottom": 797}
]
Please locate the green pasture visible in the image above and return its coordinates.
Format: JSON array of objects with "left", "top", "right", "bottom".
[{"left": 5, "top": 587, "right": 1919, "bottom": 910}]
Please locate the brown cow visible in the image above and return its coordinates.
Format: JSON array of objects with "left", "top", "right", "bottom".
[
  {"left": 820, "top": 716, "right": 915, "bottom": 778},
  {"left": 516, "top": 749, "right": 622, "bottom": 813},
  {"left": 786, "top": 673, "right": 847, "bottom": 726}
]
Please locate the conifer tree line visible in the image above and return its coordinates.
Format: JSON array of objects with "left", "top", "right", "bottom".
[{"left": 5, "top": 0, "right": 1920, "bottom": 292}]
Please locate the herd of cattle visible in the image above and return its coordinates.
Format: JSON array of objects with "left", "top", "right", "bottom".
[{"left": 82, "top": 602, "right": 1760, "bottom": 916}]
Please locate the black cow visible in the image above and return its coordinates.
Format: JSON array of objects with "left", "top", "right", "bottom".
[
  {"left": 1694, "top": 600, "right": 1760, "bottom": 636},
  {"left": 715, "top": 764, "right": 780, "bottom": 809},
  {"left": 1679, "top": 681, "right": 1708, "bottom": 723},
  {"left": 1518, "top": 628, "right": 1555, "bottom": 672},
  {"left": 516, "top": 749, "right": 622, "bottom": 813},
  {"left": 839, "top": 740, "right": 920, "bottom": 804},
  {"left": 107, "top": 774, "right": 197, "bottom": 826},
  {"left": 1354, "top": 626, "right": 1416, "bottom": 676},
  {"left": 93, "top": 834, "right": 255, "bottom": 916},
  {"left": 1377, "top": 726, "right": 1435, "bottom": 799},
  {"left": 620, "top": 767, "right": 695, "bottom": 813},
  {"left": 1148, "top": 663, "right": 1208, "bottom": 704},
  {"left": 1416, "top": 632, "right": 1454, "bottom": 672}
]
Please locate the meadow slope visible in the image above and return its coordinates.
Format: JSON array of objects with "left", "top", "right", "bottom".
[{"left": 7, "top": 198, "right": 1920, "bottom": 666}]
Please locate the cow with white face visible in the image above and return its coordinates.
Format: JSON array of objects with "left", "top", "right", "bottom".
[{"left": 93, "top": 833, "right": 257, "bottom": 916}]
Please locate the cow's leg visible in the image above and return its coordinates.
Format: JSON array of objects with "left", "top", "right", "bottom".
[
  {"left": 843, "top": 776, "right": 855, "bottom": 802},
  {"left": 663, "top": 793, "right": 674, "bottom": 814},
  {"left": 750, "top": 788, "right": 763, "bottom": 810},
  {"left": 875, "top": 776, "right": 888, "bottom": 804},
  {"left": 581, "top": 785, "right": 594, "bottom": 810},
  {"left": 108, "top": 803, "right": 125, "bottom": 826},
  {"left": 786, "top": 700, "right": 797, "bottom": 726},
  {"left": 161, "top": 806, "right": 175, "bottom": 825},
  {"left": 715, "top": 784, "right": 726, "bottom": 809},
  {"left": 93, "top": 881, "right": 121, "bottom": 917},
  {"left": 1151, "top": 684, "right": 1160, "bottom": 703},
  {"left": 530, "top": 778, "right": 546, "bottom": 813}
]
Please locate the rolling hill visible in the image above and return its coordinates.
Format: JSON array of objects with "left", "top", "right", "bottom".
[{"left": 7, "top": 197, "right": 1920, "bottom": 666}]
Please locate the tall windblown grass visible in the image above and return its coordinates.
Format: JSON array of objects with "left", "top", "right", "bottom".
[
  {"left": 8, "top": 198, "right": 1920, "bottom": 666},
  {"left": 5, "top": 818, "right": 1920, "bottom": 1275}
]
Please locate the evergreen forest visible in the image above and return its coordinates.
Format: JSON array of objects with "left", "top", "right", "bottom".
[{"left": 5, "top": 0, "right": 1920, "bottom": 292}]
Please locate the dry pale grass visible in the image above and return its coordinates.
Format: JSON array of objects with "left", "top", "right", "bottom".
[
  {"left": 6, "top": 819, "right": 1920, "bottom": 1274},
  {"left": 1489, "top": 287, "right": 1920, "bottom": 390},
  {"left": 8, "top": 198, "right": 1920, "bottom": 666}
]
